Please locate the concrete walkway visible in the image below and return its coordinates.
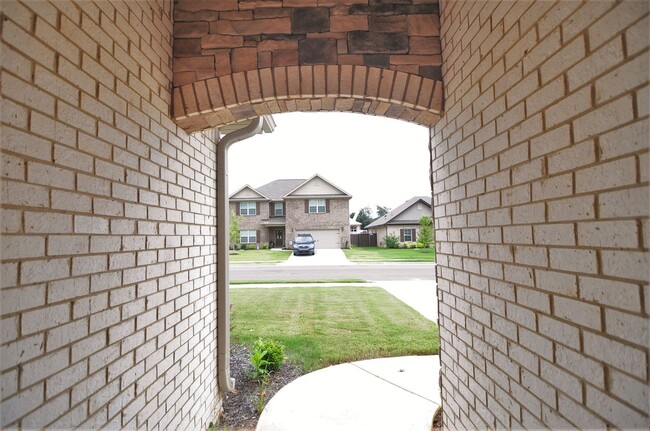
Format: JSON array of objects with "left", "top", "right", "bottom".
[
  {"left": 374, "top": 280, "right": 437, "bottom": 322},
  {"left": 280, "top": 248, "right": 353, "bottom": 266},
  {"left": 257, "top": 355, "right": 441, "bottom": 431}
]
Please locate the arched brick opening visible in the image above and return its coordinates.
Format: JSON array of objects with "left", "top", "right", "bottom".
[
  {"left": 172, "top": 0, "right": 444, "bottom": 132},
  {"left": 173, "top": 65, "right": 443, "bottom": 132}
]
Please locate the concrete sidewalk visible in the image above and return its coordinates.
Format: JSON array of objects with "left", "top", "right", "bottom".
[{"left": 256, "top": 355, "right": 441, "bottom": 431}]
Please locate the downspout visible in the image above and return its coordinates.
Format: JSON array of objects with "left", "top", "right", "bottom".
[{"left": 216, "top": 117, "right": 264, "bottom": 392}]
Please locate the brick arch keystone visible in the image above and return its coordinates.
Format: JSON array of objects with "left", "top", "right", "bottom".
[{"left": 173, "top": 65, "right": 443, "bottom": 132}]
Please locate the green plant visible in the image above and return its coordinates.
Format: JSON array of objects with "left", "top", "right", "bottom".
[
  {"left": 247, "top": 244, "right": 256, "bottom": 250},
  {"left": 417, "top": 215, "right": 433, "bottom": 248},
  {"left": 261, "top": 243, "right": 269, "bottom": 250},
  {"left": 250, "top": 347, "right": 271, "bottom": 380},
  {"left": 250, "top": 338, "right": 285, "bottom": 380},
  {"left": 256, "top": 380, "right": 268, "bottom": 415},
  {"left": 229, "top": 211, "right": 241, "bottom": 250},
  {"left": 208, "top": 422, "right": 217, "bottom": 431},
  {"left": 384, "top": 233, "right": 399, "bottom": 249}
]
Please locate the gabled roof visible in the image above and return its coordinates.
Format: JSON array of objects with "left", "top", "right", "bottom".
[
  {"left": 230, "top": 175, "right": 351, "bottom": 201},
  {"left": 365, "top": 196, "right": 432, "bottom": 229},
  {"left": 284, "top": 174, "right": 352, "bottom": 199},
  {"left": 256, "top": 179, "right": 305, "bottom": 201},
  {"left": 229, "top": 184, "right": 269, "bottom": 200}
]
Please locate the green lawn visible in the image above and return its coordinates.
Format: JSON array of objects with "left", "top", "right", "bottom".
[
  {"left": 229, "top": 249, "right": 292, "bottom": 263},
  {"left": 231, "top": 286, "right": 438, "bottom": 372},
  {"left": 343, "top": 246, "right": 436, "bottom": 262}
]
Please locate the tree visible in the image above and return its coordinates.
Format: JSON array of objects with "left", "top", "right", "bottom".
[
  {"left": 355, "top": 207, "right": 374, "bottom": 229},
  {"left": 349, "top": 212, "right": 356, "bottom": 219},
  {"left": 229, "top": 210, "right": 242, "bottom": 249},
  {"left": 417, "top": 215, "right": 433, "bottom": 248},
  {"left": 376, "top": 205, "right": 390, "bottom": 218}
]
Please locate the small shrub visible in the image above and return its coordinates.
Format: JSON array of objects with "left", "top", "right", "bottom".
[
  {"left": 261, "top": 243, "right": 269, "bottom": 250},
  {"left": 384, "top": 233, "right": 400, "bottom": 249},
  {"left": 417, "top": 242, "right": 424, "bottom": 248},
  {"left": 250, "top": 338, "right": 285, "bottom": 380},
  {"left": 247, "top": 244, "right": 256, "bottom": 250}
]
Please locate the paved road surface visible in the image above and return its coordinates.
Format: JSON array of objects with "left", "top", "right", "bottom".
[{"left": 230, "top": 262, "right": 436, "bottom": 281}]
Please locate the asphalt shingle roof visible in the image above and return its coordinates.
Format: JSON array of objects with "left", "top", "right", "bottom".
[
  {"left": 256, "top": 179, "right": 305, "bottom": 200},
  {"left": 365, "top": 196, "right": 432, "bottom": 228}
]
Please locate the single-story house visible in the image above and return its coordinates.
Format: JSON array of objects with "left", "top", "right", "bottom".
[
  {"left": 229, "top": 174, "right": 351, "bottom": 249},
  {"left": 366, "top": 196, "right": 432, "bottom": 247}
]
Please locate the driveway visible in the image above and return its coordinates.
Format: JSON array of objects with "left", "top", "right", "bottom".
[{"left": 280, "top": 248, "right": 353, "bottom": 266}]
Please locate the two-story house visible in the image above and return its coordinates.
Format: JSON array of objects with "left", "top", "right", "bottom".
[{"left": 229, "top": 174, "right": 351, "bottom": 249}]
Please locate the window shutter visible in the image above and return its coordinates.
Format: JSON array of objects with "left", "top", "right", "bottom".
[
  {"left": 235, "top": 203, "right": 240, "bottom": 216},
  {"left": 305, "top": 200, "right": 309, "bottom": 213},
  {"left": 326, "top": 199, "right": 330, "bottom": 213},
  {"left": 269, "top": 202, "right": 274, "bottom": 216},
  {"left": 256, "top": 202, "right": 260, "bottom": 215},
  {"left": 400, "top": 229, "right": 404, "bottom": 242},
  {"left": 256, "top": 230, "right": 260, "bottom": 243}
]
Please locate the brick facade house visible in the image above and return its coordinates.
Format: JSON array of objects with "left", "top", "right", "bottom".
[{"left": 229, "top": 174, "right": 351, "bottom": 248}]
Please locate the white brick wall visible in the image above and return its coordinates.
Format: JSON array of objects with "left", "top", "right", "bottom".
[
  {"left": 436, "top": 1, "right": 649, "bottom": 429},
  {"left": 1, "top": 0, "right": 220, "bottom": 428}
]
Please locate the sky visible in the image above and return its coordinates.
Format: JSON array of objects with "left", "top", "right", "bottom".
[{"left": 227, "top": 112, "right": 431, "bottom": 217}]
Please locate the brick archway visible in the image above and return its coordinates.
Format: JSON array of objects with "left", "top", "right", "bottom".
[
  {"left": 172, "top": 0, "right": 444, "bottom": 132},
  {"left": 173, "top": 65, "right": 442, "bottom": 132}
]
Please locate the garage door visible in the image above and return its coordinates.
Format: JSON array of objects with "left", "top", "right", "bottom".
[{"left": 297, "top": 230, "right": 341, "bottom": 249}]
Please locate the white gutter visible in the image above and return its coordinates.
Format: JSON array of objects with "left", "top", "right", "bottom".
[{"left": 216, "top": 117, "right": 272, "bottom": 392}]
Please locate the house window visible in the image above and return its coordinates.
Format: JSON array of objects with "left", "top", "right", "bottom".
[
  {"left": 240, "top": 202, "right": 256, "bottom": 216},
  {"left": 403, "top": 228, "right": 415, "bottom": 242},
  {"left": 274, "top": 202, "right": 283, "bottom": 216},
  {"left": 309, "top": 199, "right": 326, "bottom": 213},
  {"left": 240, "top": 229, "right": 257, "bottom": 244}
]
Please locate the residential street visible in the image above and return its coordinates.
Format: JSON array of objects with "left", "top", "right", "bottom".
[{"left": 229, "top": 262, "right": 436, "bottom": 282}]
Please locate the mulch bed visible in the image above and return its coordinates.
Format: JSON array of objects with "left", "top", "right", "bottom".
[{"left": 218, "top": 344, "right": 304, "bottom": 430}]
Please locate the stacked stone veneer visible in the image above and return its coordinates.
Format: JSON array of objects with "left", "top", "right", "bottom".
[
  {"left": 434, "top": 1, "right": 649, "bottom": 429},
  {"left": 1, "top": 0, "right": 220, "bottom": 428},
  {"left": 172, "top": 0, "right": 444, "bottom": 131}
]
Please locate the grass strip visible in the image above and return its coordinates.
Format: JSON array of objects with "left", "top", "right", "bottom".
[
  {"left": 343, "top": 246, "right": 435, "bottom": 262},
  {"left": 229, "top": 250, "right": 292, "bottom": 263},
  {"left": 230, "top": 279, "right": 366, "bottom": 285}
]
